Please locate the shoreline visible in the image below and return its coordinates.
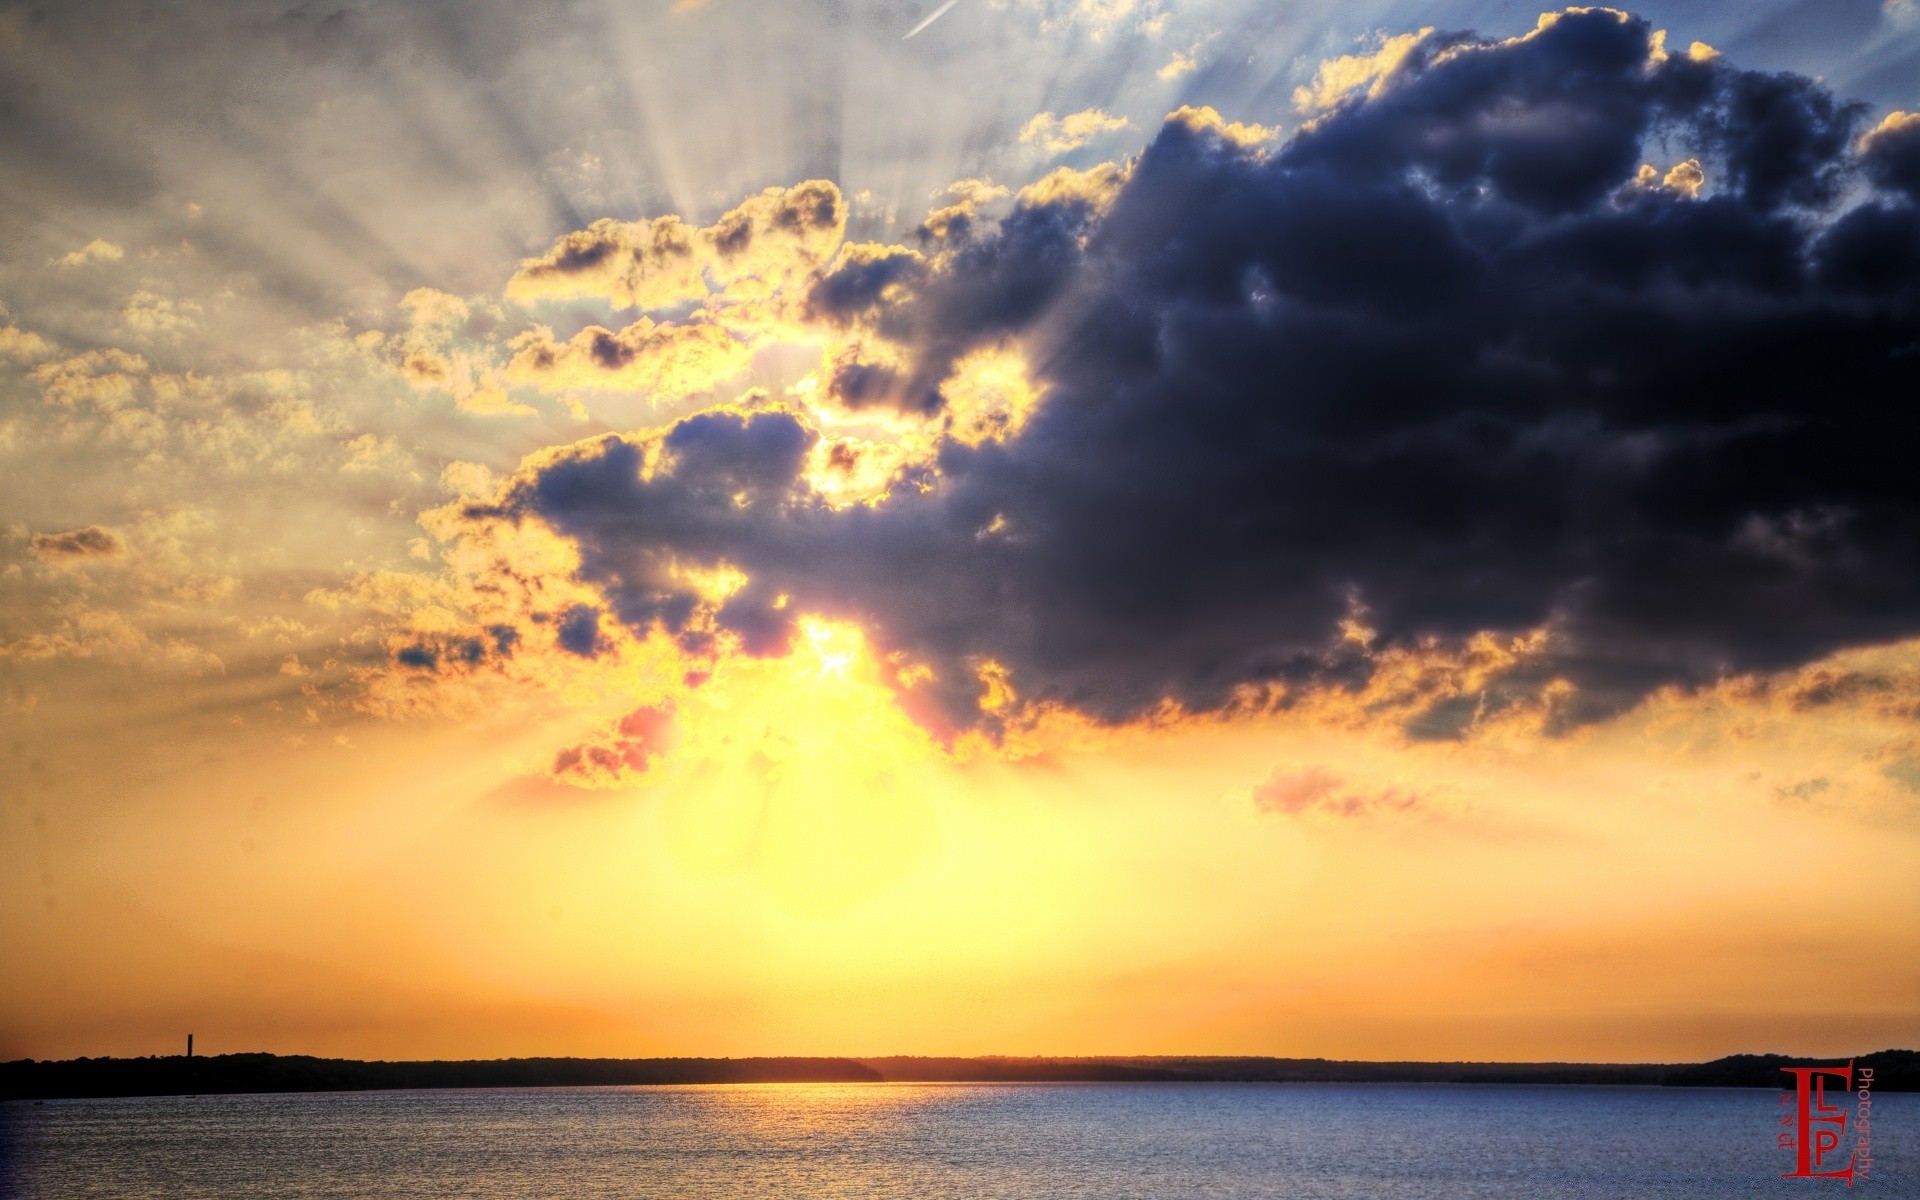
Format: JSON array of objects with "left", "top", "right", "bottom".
[{"left": 5, "top": 1049, "right": 1914, "bottom": 1101}]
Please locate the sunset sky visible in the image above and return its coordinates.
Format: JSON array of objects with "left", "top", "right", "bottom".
[{"left": 4, "top": 0, "right": 1919, "bottom": 1065}]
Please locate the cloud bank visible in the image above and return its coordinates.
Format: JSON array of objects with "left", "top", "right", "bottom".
[{"left": 444, "top": 9, "right": 1920, "bottom": 741}]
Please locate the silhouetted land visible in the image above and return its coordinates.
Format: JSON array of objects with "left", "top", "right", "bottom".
[
  {"left": 3, "top": 1049, "right": 1913, "bottom": 1101},
  {"left": 863, "top": 1051, "right": 1918, "bottom": 1089}
]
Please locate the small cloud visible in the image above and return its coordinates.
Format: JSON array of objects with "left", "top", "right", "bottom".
[
  {"left": 1252, "top": 765, "right": 1428, "bottom": 818},
  {"left": 454, "top": 388, "right": 537, "bottom": 417},
  {"left": 0, "top": 325, "right": 56, "bottom": 364},
  {"left": 503, "top": 319, "right": 752, "bottom": 401},
  {"left": 400, "top": 287, "right": 470, "bottom": 332},
  {"left": 920, "top": 178, "right": 1011, "bottom": 240},
  {"left": 1882, "top": 757, "right": 1920, "bottom": 793},
  {"left": 29, "top": 525, "right": 125, "bottom": 560},
  {"left": 28, "top": 348, "right": 149, "bottom": 410},
  {"left": 1662, "top": 158, "right": 1706, "bottom": 197},
  {"left": 240, "top": 616, "right": 312, "bottom": 642},
  {"left": 1158, "top": 46, "right": 1198, "bottom": 80},
  {"left": 1035, "top": 0, "right": 1136, "bottom": 38},
  {"left": 551, "top": 705, "right": 678, "bottom": 790},
  {"left": 440, "top": 461, "right": 498, "bottom": 498},
  {"left": 941, "top": 177, "right": 1009, "bottom": 207},
  {"left": 1015, "top": 161, "right": 1131, "bottom": 212},
  {"left": 52, "top": 239, "right": 125, "bottom": 268},
  {"left": 1648, "top": 30, "right": 1719, "bottom": 65},
  {"left": 341, "top": 433, "right": 411, "bottom": 474},
  {"left": 1622, "top": 158, "right": 1707, "bottom": 199},
  {"left": 506, "top": 179, "right": 845, "bottom": 311},
  {"left": 1776, "top": 777, "right": 1832, "bottom": 805},
  {"left": 1252, "top": 765, "right": 1341, "bottom": 814},
  {"left": 555, "top": 604, "right": 605, "bottom": 658},
  {"left": 1019, "top": 108, "right": 1132, "bottom": 156},
  {"left": 121, "top": 291, "right": 203, "bottom": 339}
]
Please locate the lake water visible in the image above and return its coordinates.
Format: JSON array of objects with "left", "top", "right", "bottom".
[{"left": 3, "top": 1082, "right": 1911, "bottom": 1198}]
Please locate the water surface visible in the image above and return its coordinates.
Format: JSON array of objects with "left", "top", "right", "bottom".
[{"left": 4, "top": 1082, "right": 1911, "bottom": 1198}]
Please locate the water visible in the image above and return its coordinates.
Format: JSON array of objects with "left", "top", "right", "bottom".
[{"left": 3, "top": 1082, "right": 1912, "bottom": 1198}]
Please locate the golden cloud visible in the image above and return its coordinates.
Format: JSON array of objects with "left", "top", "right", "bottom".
[
  {"left": 939, "top": 342, "right": 1047, "bottom": 446},
  {"left": 1165, "top": 105, "right": 1274, "bottom": 147},
  {"left": 506, "top": 180, "right": 846, "bottom": 311},
  {"left": 504, "top": 317, "right": 756, "bottom": 399},
  {"left": 1020, "top": 108, "right": 1132, "bottom": 156},
  {"left": 0, "top": 324, "right": 57, "bottom": 363},
  {"left": 1014, "top": 162, "right": 1132, "bottom": 212},
  {"left": 51, "top": 238, "right": 124, "bottom": 268},
  {"left": 1293, "top": 28, "right": 1432, "bottom": 114},
  {"left": 1158, "top": 46, "right": 1199, "bottom": 81},
  {"left": 1862, "top": 109, "right": 1920, "bottom": 152}
]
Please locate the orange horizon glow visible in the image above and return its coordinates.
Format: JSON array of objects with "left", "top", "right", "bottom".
[
  {"left": 8, "top": 616, "right": 1918, "bottom": 1064},
  {"left": 5, "top": 6, "right": 1920, "bottom": 1071}
]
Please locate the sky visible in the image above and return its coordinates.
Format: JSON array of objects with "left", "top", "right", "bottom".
[{"left": 3, "top": 0, "right": 1919, "bottom": 1064}]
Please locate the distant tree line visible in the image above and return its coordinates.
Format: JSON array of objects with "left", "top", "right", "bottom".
[{"left": 3, "top": 1049, "right": 1912, "bottom": 1101}]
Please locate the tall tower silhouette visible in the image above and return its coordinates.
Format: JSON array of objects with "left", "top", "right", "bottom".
[{"left": 187, "top": 1033, "right": 194, "bottom": 1058}]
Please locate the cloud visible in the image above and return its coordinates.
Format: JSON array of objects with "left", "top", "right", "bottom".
[
  {"left": 120, "top": 291, "right": 202, "bottom": 338},
  {"left": 1152, "top": 38, "right": 1198, "bottom": 80},
  {"left": 340, "top": 433, "right": 413, "bottom": 475},
  {"left": 1862, "top": 110, "right": 1920, "bottom": 200},
  {"left": 0, "top": 600, "right": 222, "bottom": 674},
  {"left": 1293, "top": 27, "right": 1433, "bottom": 114},
  {"left": 29, "top": 526, "right": 126, "bottom": 560},
  {"left": 504, "top": 317, "right": 756, "bottom": 398},
  {"left": 1013, "top": 162, "right": 1131, "bottom": 211},
  {"left": 52, "top": 238, "right": 124, "bottom": 268},
  {"left": 1163, "top": 104, "right": 1273, "bottom": 147},
  {"left": 550, "top": 705, "right": 678, "bottom": 789},
  {"left": 0, "top": 325, "right": 57, "bottom": 363},
  {"left": 474, "top": 182, "right": 855, "bottom": 407},
  {"left": 1157, "top": 45, "right": 1199, "bottom": 81},
  {"left": 429, "top": 9, "right": 1920, "bottom": 745},
  {"left": 921, "top": 179, "right": 1011, "bottom": 241},
  {"left": 1251, "top": 766, "right": 1427, "bottom": 818},
  {"left": 365, "top": 288, "right": 539, "bottom": 416},
  {"left": 1776, "top": 776, "right": 1832, "bottom": 806},
  {"left": 440, "top": 461, "right": 499, "bottom": 498},
  {"left": 1017, "top": 0, "right": 1144, "bottom": 38},
  {"left": 17, "top": 346, "right": 368, "bottom": 485},
  {"left": 31, "top": 349, "right": 149, "bottom": 410},
  {"left": 505, "top": 180, "right": 845, "bottom": 311},
  {"left": 1019, "top": 108, "right": 1132, "bottom": 156}
]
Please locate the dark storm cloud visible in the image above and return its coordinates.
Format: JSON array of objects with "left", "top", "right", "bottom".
[
  {"left": 554, "top": 604, "right": 604, "bottom": 658},
  {"left": 493, "top": 9, "right": 1920, "bottom": 737},
  {"left": 811, "top": 191, "right": 1115, "bottom": 412}
]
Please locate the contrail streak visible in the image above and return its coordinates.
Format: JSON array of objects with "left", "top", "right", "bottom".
[{"left": 902, "top": 0, "right": 959, "bottom": 39}]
